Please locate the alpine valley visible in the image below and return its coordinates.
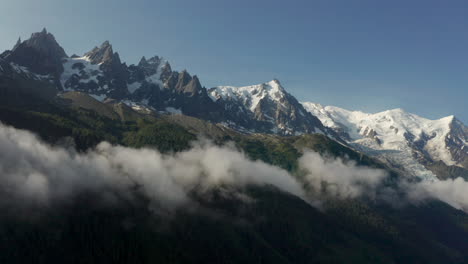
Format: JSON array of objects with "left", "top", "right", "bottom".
[{"left": 0, "top": 29, "right": 467, "bottom": 264}]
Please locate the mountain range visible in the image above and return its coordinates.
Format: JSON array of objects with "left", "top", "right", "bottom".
[
  {"left": 1, "top": 28, "right": 466, "bottom": 181},
  {"left": 1, "top": 29, "right": 468, "bottom": 263}
]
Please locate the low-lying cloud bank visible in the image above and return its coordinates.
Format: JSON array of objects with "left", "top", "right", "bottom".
[
  {"left": 0, "top": 123, "right": 304, "bottom": 211},
  {"left": 299, "top": 152, "right": 387, "bottom": 200},
  {"left": 0, "top": 122, "right": 467, "bottom": 213},
  {"left": 406, "top": 177, "right": 468, "bottom": 212}
]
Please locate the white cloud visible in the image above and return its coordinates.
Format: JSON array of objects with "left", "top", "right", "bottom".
[
  {"left": 0, "top": 123, "right": 304, "bottom": 211},
  {"left": 0, "top": 122, "right": 466, "bottom": 214},
  {"left": 406, "top": 177, "right": 468, "bottom": 212},
  {"left": 299, "top": 151, "right": 387, "bottom": 199}
]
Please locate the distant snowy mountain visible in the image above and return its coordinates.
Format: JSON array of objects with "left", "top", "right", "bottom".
[{"left": 302, "top": 102, "right": 468, "bottom": 179}]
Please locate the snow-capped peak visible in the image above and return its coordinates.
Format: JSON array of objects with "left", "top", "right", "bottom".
[
  {"left": 208, "top": 80, "right": 327, "bottom": 135},
  {"left": 209, "top": 79, "right": 287, "bottom": 112},
  {"left": 302, "top": 102, "right": 468, "bottom": 179}
]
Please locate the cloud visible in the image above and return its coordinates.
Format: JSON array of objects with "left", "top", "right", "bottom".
[
  {"left": 405, "top": 177, "right": 468, "bottom": 212},
  {"left": 0, "top": 123, "right": 304, "bottom": 212},
  {"left": 298, "top": 151, "right": 388, "bottom": 199},
  {"left": 0, "top": 122, "right": 466, "bottom": 214}
]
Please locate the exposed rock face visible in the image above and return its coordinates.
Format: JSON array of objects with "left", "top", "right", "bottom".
[
  {"left": 447, "top": 118, "right": 468, "bottom": 168},
  {"left": 83, "top": 41, "right": 115, "bottom": 65},
  {"left": 125, "top": 57, "right": 223, "bottom": 120},
  {"left": 0, "top": 55, "right": 57, "bottom": 107},
  {"left": 60, "top": 42, "right": 130, "bottom": 99},
  {"left": 1, "top": 28, "right": 67, "bottom": 88}
]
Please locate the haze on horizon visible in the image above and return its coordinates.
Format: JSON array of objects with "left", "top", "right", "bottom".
[{"left": 1, "top": 0, "right": 467, "bottom": 123}]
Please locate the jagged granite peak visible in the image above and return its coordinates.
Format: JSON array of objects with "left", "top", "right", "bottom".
[
  {"left": 21, "top": 28, "right": 68, "bottom": 58},
  {"left": 138, "top": 55, "right": 162, "bottom": 66},
  {"left": 138, "top": 56, "right": 148, "bottom": 66},
  {"left": 175, "top": 70, "right": 193, "bottom": 92},
  {"left": 302, "top": 102, "right": 468, "bottom": 179},
  {"left": 147, "top": 56, "right": 161, "bottom": 65},
  {"left": 160, "top": 61, "right": 172, "bottom": 82},
  {"left": 112, "top": 51, "right": 123, "bottom": 65},
  {"left": 13, "top": 37, "right": 21, "bottom": 50},
  {"left": 136, "top": 55, "right": 164, "bottom": 76},
  {"left": 83, "top": 40, "right": 116, "bottom": 65},
  {"left": 61, "top": 40, "right": 129, "bottom": 99},
  {"left": 3, "top": 29, "right": 67, "bottom": 79},
  {"left": 184, "top": 75, "right": 203, "bottom": 96}
]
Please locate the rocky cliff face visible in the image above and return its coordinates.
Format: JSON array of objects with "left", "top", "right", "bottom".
[
  {"left": 447, "top": 118, "right": 468, "bottom": 168},
  {"left": 1, "top": 28, "right": 66, "bottom": 89},
  {"left": 61, "top": 41, "right": 129, "bottom": 99}
]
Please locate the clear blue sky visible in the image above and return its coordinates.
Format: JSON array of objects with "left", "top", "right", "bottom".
[{"left": 1, "top": 0, "right": 467, "bottom": 123}]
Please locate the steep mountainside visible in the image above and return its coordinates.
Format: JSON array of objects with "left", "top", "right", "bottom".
[{"left": 302, "top": 102, "right": 468, "bottom": 180}]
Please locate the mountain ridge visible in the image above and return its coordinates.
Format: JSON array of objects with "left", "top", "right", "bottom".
[
  {"left": 0, "top": 29, "right": 330, "bottom": 137},
  {"left": 1, "top": 29, "right": 466, "bottom": 180}
]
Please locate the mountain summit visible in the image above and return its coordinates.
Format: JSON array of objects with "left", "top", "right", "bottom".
[
  {"left": 302, "top": 102, "right": 468, "bottom": 179},
  {"left": 1, "top": 28, "right": 67, "bottom": 77},
  {"left": 83, "top": 40, "right": 117, "bottom": 65},
  {"left": 209, "top": 80, "right": 327, "bottom": 135}
]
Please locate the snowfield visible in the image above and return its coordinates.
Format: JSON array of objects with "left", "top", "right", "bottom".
[{"left": 302, "top": 102, "right": 467, "bottom": 180}]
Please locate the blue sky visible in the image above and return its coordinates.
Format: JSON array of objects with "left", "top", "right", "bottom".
[{"left": 1, "top": 0, "right": 467, "bottom": 123}]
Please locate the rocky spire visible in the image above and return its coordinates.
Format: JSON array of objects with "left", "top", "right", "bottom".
[
  {"left": 160, "top": 61, "right": 172, "bottom": 82},
  {"left": 174, "top": 70, "right": 192, "bottom": 93},
  {"left": 138, "top": 55, "right": 162, "bottom": 70},
  {"left": 22, "top": 28, "right": 67, "bottom": 58},
  {"left": 13, "top": 37, "right": 22, "bottom": 50},
  {"left": 138, "top": 56, "right": 148, "bottom": 67},
  {"left": 84, "top": 41, "right": 115, "bottom": 64},
  {"left": 146, "top": 56, "right": 161, "bottom": 65},
  {"left": 4, "top": 28, "right": 67, "bottom": 76},
  {"left": 184, "top": 75, "right": 202, "bottom": 96}
]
